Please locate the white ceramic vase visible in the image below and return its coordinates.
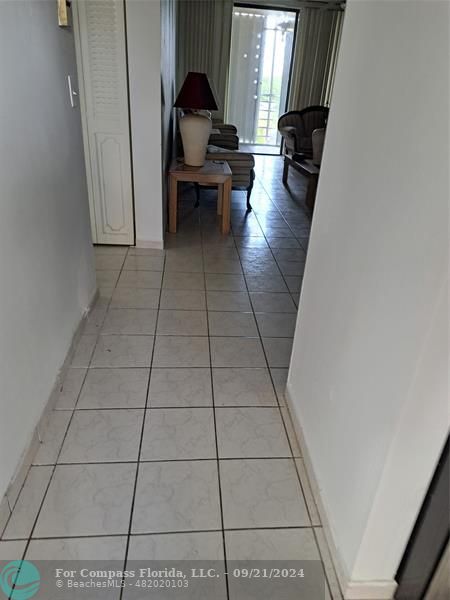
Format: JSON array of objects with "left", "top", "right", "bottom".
[{"left": 179, "top": 112, "right": 212, "bottom": 167}]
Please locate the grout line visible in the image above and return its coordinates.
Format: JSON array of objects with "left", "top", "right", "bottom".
[
  {"left": 4, "top": 524, "right": 321, "bottom": 544},
  {"left": 119, "top": 249, "right": 165, "bottom": 600},
  {"left": 199, "top": 201, "right": 231, "bottom": 600},
  {"left": 36, "top": 456, "right": 297, "bottom": 468}
]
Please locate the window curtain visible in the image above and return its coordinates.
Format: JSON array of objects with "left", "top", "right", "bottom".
[
  {"left": 288, "top": 7, "right": 344, "bottom": 110},
  {"left": 176, "top": 0, "right": 233, "bottom": 119}
]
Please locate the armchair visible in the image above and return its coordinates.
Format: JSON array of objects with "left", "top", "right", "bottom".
[
  {"left": 278, "top": 106, "right": 329, "bottom": 159},
  {"left": 203, "top": 144, "right": 255, "bottom": 212}
]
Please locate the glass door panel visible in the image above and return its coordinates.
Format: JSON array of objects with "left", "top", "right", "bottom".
[{"left": 226, "top": 6, "right": 296, "bottom": 154}]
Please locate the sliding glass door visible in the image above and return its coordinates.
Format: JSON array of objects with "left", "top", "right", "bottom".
[{"left": 226, "top": 5, "right": 297, "bottom": 154}]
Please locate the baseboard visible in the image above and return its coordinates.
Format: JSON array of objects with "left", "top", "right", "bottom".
[
  {"left": 344, "top": 581, "right": 397, "bottom": 599},
  {"left": 285, "top": 382, "right": 397, "bottom": 600},
  {"left": 1, "top": 288, "right": 98, "bottom": 521},
  {"left": 135, "top": 239, "right": 164, "bottom": 249}
]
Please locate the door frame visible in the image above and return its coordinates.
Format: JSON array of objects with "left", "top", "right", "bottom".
[
  {"left": 395, "top": 436, "right": 449, "bottom": 599},
  {"left": 228, "top": 2, "right": 300, "bottom": 156}
]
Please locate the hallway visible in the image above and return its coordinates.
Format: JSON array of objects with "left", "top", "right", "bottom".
[{"left": 0, "top": 157, "right": 341, "bottom": 599}]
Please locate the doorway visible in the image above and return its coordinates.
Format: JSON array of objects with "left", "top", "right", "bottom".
[
  {"left": 226, "top": 5, "right": 297, "bottom": 155},
  {"left": 72, "top": 0, "right": 135, "bottom": 245}
]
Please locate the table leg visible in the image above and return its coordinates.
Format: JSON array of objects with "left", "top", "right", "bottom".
[
  {"left": 221, "top": 179, "right": 231, "bottom": 235},
  {"left": 169, "top": 175, "right": 177, "bottom": 233},
  {"left": 305, "top": 175, "right": 318, "bottom": 212},
  {"left": 282, "top": 157, "right": 289, "bottom": 185},
  {"left": 217, "top": 183, "right": 223, "bottom": 216}
]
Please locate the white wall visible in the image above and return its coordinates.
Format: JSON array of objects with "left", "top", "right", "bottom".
[
  {"left": 0, "top": 1, "right": 96, "bottom": 499},
  {"left": 287, "top": 0, "right": 449, "bottom": 595},
  {"left": 126, "top": 0, "right": 165, "bottom": 248}
]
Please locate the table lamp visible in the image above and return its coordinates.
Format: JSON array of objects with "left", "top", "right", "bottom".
[{"left": 174, "top": 72, "right": 218, "bottom": 167}]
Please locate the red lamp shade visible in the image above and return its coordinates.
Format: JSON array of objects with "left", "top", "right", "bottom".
[{"left": 174, "top": 72, "right": 218, "bottom": 110}]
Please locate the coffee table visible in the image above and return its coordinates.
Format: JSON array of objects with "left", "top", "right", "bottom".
[{"left": 169, "top": 159, "right": 232, "bottom": 234}]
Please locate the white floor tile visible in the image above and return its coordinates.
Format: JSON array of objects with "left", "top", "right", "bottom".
[
  {"left": 280, "top": 407, "right": 302, "bottom": 458},
  {"left": 132, "top": 461, "right": 221, "bottom": 534},
  {"left": 91, "top": 335, "right": 154, "bottom": 368},
  {"left": 26, "top": 536, "right": 127, "bottom": 560},
  {"left": 270, "top": 368, "right": 288, "bottom": 405},
  {"left": 249, "top": 292, "right": 297, "bottom": 313},
  {"left": 159, "top": 289, "right": 206, "bottom": 310},
  {"left": 148, "top": 368, "right": 212, "bottom": 407},
  {"left": 157, "top": 310, "right": 208, "bottom": 336},
  {"left": 225, "top": 527, "right": 320, "bottom": 560},
  {"left": 212, "top": 368, "right": 277, "bottom": 406},
  {"left": 3, "top": 466, "right": 53, "bottom": 540},
  {"left": 220, "top": 459, "right": 310, "bottom": 529},
  {"left": 262, "top": 337, "right": 294, "bottom": 367},
  {"left": 162, "top": 272, "right": 205, "bottom": 290},
  {"left": 101, "top": 308, "right": 157, "bottom": 335},
  {"left": 205, "top": 274, "right": 246, "bottom": 291},
  {"left": 256, "top": 313, "right": 297, "bottom": 337},
  {"left": 216, "top": 408, "right": 291, "bottom": 458},
  {"left": 206, "top": 291, "right": 251, "bottom": 312},
  {"left": 70, "top": 334, "right": 97, "bottom": 367},
  {"left": 77, "top": 368, "right": 149, "bottom": 409},
  {"left": 34, "top": 411, "right": 72, "bottom": 465},
  {"left": 34, "top": 464, "right": 136, "bottom": 537},
  {"left": 141, "top": 408, "right": 216, "bottom": 461},
  {"left": 59, "top": 409, "right": 144, "bottom": 463},
  {"left": 0, "top": 540, "right": 27, "bottom": 561},
  {"left": 208, "top": 311, "right": 258, "bottom": 337},
  {"left": 110, "top": 287, "right": 160, "bottom": 309},
  {"left": 245, "top": 274, "right": 289, "bottom": 292},
  {"left": 127, "top": 531, "right": 224, "bottom": 560},
  {"left": 117, "top": 270, "right": 162, "bottom": 289},
  {"left": 95, "top": 254, "right": 125, "bottom": 271},
  {"left": 153, "top": 336, "right": 209, "bottom": 367},
  {"left": 96, "top": 270, "right": 120, "bottom": 287},
  {"left": 210, "top": 337, "right": 266, "bottom": 368},
  {"left": 54, "top": 368, "right": 87, "bottom": 409},
  {"left": 123, "top": 255, "right": 164, "bottom": 271}
]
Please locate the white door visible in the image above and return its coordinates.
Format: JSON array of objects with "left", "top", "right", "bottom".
[{"left": 73, "top": 0, "right": 134, "bottom": 245}]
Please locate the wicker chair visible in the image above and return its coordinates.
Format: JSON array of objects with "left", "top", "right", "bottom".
[{"left": 278, "top": 106, "right": 329, "bottom": 159}]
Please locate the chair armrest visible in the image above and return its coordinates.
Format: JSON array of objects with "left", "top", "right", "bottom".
[
  {"left": 209, "top": 133, "right": 239, "bottom": 150},
  {"left": 279, "top": 126, "right": 297, "bottom": 139},
  {"left": 212, "top": 120, "right": 238, "bottom": 134}
]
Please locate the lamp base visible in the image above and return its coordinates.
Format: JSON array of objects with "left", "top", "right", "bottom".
[{"left": 179, "top": 113, "right": 212, "bottom": 167}]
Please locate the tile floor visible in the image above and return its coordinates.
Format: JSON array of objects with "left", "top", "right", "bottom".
[{"left": 0, "top": 156, "right": 342, "bottom": 599}]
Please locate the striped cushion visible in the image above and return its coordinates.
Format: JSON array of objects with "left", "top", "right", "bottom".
[{"left": 206, "top": 145, "right": 254, "bottom": 189}]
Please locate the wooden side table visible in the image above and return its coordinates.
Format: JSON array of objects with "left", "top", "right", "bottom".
[
  {"left": 282, "top": 155, "right": 320, "bottom": 211},
  {"left": 168, "top": 159, "right": 232, "bottom": 234}
]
